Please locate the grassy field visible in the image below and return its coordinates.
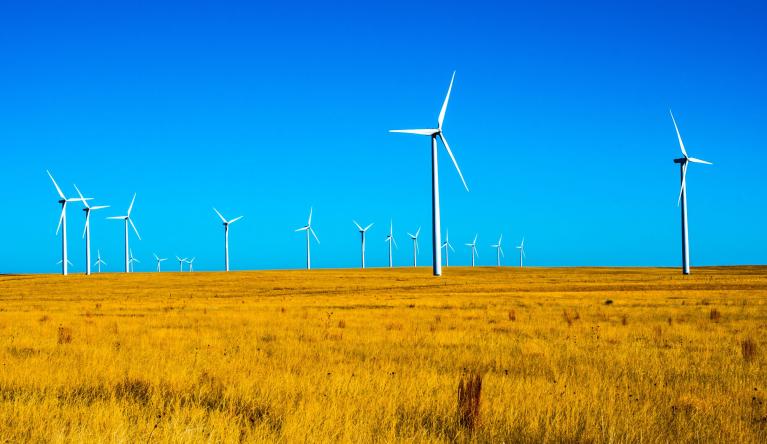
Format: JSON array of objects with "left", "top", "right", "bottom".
[{"left": 0, "top": 266, "right": 765, "bottom": 443}]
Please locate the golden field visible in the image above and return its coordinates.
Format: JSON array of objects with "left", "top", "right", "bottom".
[{"left": 0, "top": 266, "right": 765, "bottom": 443}]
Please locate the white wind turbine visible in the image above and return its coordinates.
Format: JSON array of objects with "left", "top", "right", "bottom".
[
  {"left": 385, "top": 220, "right": 398, "bottom": 268},
  {"left": 94, "top": 250, "right": 106, "bottom": 273},
  {"left": 176, "top": 256, "right": 187, "bottom": 272},
  {"left": 441, "top": 229, "right": 455, "bottom": 267},
  {"left": 670, "top": 110, "right": 713, "bottom": 275},
  {"left": 390, "top": 71, "right": 469, "bottom": 277},
  {"left": 516, "top": 238, "right": 526, "bottom": 268},
  {"left": 490, "top": 234, "right": 504, "bottom": 267},
  {"left": 128, "top": 249, "right": 139, "bottom": 272},
  {"left": 353, "top": 220, "right": 374, "bottom": 269},
  {"left": 73, "top": 184, "right": 109, "bottom": 276},
  {"left": 47, "top": 170, "right": 88, "bottom": 276},
  {"left": 153, "top": 253, "right": 167, "bottom": 272},
  {"left": 106, "top": 194, "right": 141, "bottom": 273},
  {"left": 214, "top": 208, "right": 243, "bottom": 272},
  {"left": 465, "top": 234, "right": 478, "bottom": 268},
  {"left": 188, "top": 257, "right": 196, "bottom": 272},
  {"left": 407, "top": 227, "right": 421, "bottom": 267},
  {"left": 295, "top": 207, "right": 319, "bottom": 270}
]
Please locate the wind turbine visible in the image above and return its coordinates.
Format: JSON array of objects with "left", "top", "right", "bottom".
[
  {"left": 670, "top": 110, "right": 713, "bottom": 275},
  {"left": 441, "top": 229, "right": 455, "bottom": 267},
  {"left": 176, "top": 256, "right": 186, "bottom": 272},
  {"left": 385, "top": 220, "right": 398, "bottom": 268},
  {"left": 106, "top": 194, "right": 141, "bottom": 273},
  {"left": 407, "top": 227, "right": 421, "bottom": 267},
  {"left": 213, "top": 208, "right": 243, "bottom": 272},
  {"left": 516, "top": 238, "right": 526, "bottom": 268},
  {"left": 188, "top": 257, "right": 196, "bottom": 272},
  {"left": 56, "top": 259, "right": 74, "bottom": 269},
  {"left": 128, "top": 249, "right": 139, "bottom": 272},
  {"left": 465, "top": 234, "right": 478, "bottom": 267},
  {"left": 47, "top": 170, "right": 87, "bottom": 276},
  {"left": 73, "top": 184, "right": 108, "bottom": 276},
  {"left": 390, "top": 71, "right": 469, "bottom": 277},
  {"left": 353, "top": 220, "right": 374, "bottom": 269},
  {"left": 490, "top": 234, "right": 504, "bottom": 267},
  {"left": 153, "top": 253, "right": 167, "bottom": 272},
  {"left": 295, "top": 207, "right": 319, "bottom": 270},
  {"left": 94, "top": 250, "right": 106, "bottom": 273}
]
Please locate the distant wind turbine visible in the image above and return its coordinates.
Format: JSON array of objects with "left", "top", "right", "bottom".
[
  {"left": 47, "top": 170, "right": 88, "bottom": 276},
  {"left": 188, "top": 257, "right": 196, "bottom": 272},
  {"left": 670, "top": 110, "right": 713, "bottom": 275},
  {"left": 154, "top": 253, "right": 167, "bottom": 272},
  {"left": 390, "top": 71, "right": 469, "bottom": 277},
  {"left": 490, "top": 234, "right": 504, "bottom": 267},
  {"left": 465, "top": 234, "right": 478, "bottom": 268},
  {"left": 128, "top": 249, "right": 139, "bottom": 272},
  {"left": 295, "top": 207, "right": 319, "bottom": 270},
  {"left": 516, "top": 238, "right": 526, "bottom": 268},
  {"left": 353, "top": 220, "right": 374, "bottom": 269},
  {"left": 441, "top": 229, "right": 455, "bottom": 267},
  {"left": 106, "top": 194, "right": 141, "bottom": 273},
  {"left": 176, "top": 256, "right": 186, "bottom": 272},
  {"left": 385, "top": 220, "right": 398, "bottom": 268},
  {"left": 73, "top": 184, "right": 108, "bottom": 276},
  {"left": 94, "top": 250, "right": 106, "bottom": 273},
  {"left": 56, "top": 258, "right": 74, "bottom": 269},
  {"left": 407, "top": 227, "right": 421, "bottom": 267},
  {"left": 213, "top": 208, "right": 243, "bottom": 272}
]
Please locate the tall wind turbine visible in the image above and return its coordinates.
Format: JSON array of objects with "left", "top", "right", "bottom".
[
  {"left": 516, "top": 238, "right": 526, "bottom": 268},
  {"left": 490, "top": 234, "right": 504, "bottom": 267},
  {"left": 407, "top": 227, "right": 421, "bottom": 267},
  {"left": 73, "top": 184, "right": 108, "bottom": 276},
  {"left": 153, "top": 253, "right": 167, "bottom": 272},
  {"left": 176, "top": 256, "right": 187, "bottom": 272},
  {"left": 188, "top": 257, "right": 196, "bottom": 272},
  {"left": 441, "top": 229, "right": 455, "bottom": 267},
  {"left": 94, "top": 250, "right": 106, "bottom": 273},
  {"left": 385, "top": 220, "right": 398, "bottom": 268},
  {"left": 214, "top": 208, "right": 243, "bottom": 272},
  {"left": 106, "top": 194, "right": 141, "bottom": 273},
  {"left": 47, "top": 170, "right": 87, "bottom": 276},
  {"left": 465, "top": 234, "right": 478, "bottom": 268},
  {"left": 353, "top": 220, "right": 374, "bottom": 269},
  {"left": 128, "top": 249, "right": 139, "bottom": 272},
  {"left": 390, "top": 72, "right": 469, "bottom": 277},
  {"left": 295, "top": 207, "right": 319, "bottom": 270},
  {"left": 670, "top": 110, "right": 713, "bottom": 275}
]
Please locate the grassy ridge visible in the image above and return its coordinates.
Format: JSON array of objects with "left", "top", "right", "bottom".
[{"left": 0, "top": 267, "right": 765, "bottom": 442}]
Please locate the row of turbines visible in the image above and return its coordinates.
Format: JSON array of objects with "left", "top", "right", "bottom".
[{"left": 46, "top": 72, "right": 711, "bottom": 277}]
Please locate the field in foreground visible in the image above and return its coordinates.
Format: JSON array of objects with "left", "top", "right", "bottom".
[{"left": 0, "top": 266, "right": 766, "bottom": 443}]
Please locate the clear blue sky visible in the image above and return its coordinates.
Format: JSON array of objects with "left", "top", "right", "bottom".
[{"left": 1, "top": 0, "right": 765, "bottom": 273}]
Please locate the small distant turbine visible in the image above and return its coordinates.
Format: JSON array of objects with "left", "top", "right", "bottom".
[
  {"left": 106, "top": 194, "right": 141, "bottom": 273},
  {"left": 407, "top": 227, "right": 421, "bottom": 267},
  {"left": 153, "top": 253, "right": 167, "bottom": 272},
  {"left": 384, "top": 220, "right": 398, "bottom": 268},
  {"left": 188, "top": 257, "right": 196, "bottom": 272},
  {"left": 670, "top": 110, "right": 713, "bottom": 275},
  {"left": 213, "top": 208, "right": 243, "bottom": 272},
  {"left": 295, "top": 207, "right": 319, "bottom": 270},
  {"left": 490, "top": 234, "right": 504, "bottom": 268},
  {"left": 176, "top": 256, "right": 187, "bottom": 272},
  {"left": 353, "top": 220, "right": 374, "bottom": 269},
  {"left": 73, "top": 184, "right": 108, "bottom": 276},
  {"left": 47, "top": 170, "right": 88, "bottom": 276},
  {"left": 441, "top": 229, "right": 455, "bottom": 267},
  {"left": 516, "top": 238, "right": 526, "bottom": 268},
  {"left": 128, "top": 249, "right": 139, "bottom": 272},
  {"left": 94, "top": 250, "right": 106, "bottom": 273},
  {"left": 465, "top": 234, "right": 478, "bottom": 268}
]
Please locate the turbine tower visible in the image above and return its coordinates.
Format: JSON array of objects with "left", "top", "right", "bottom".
[
  {"left": 390, "top": 72, "right": 469, "bottom": 277},
  {"left": 384, "top": 220, "right": 398, "bottom": 268},
  {"left": 441, "top": 229, "right": 455, "bottom": 267},
  {"left": 670, "top": 110, "right": 713, "bottom": 275},
  {"left": 490, "top": 234, "right": 504, "bottom": 267},
  {"left": 47, "top": 170, "right": 87, "bottom": 276},
  {"left": 154, "top": 253, "right": 167, "bottom": 272},
  {"left": 295, "top": 207, "right": 319, "bottom": 270},
  {"left": 94, "top": 250, "right": 106, "bottom": 273},
  {"left": 465, "top": 234, "right": 478, "bottom": 267},
  {"left": 128, "top": 249, "right": 139, "bottom": 272},
  {"left": 353, "top": 220, "right": 374, "bottom": 269},
  {"left": 73, "top": 184, "right": 108, "bottom": 276},
  {"left": 214, "top": 208, "right": 243, "bottom": 272},
  {"left": 516, "top": 238, "right": 526, "bottom": 268},
  {"left": 106, "top": 194, "right": 141, "bottom": 273},
  {"left": 407, "top": 227, "right": 421, "bottom": 267}
]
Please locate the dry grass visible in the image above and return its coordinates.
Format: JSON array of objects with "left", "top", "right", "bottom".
[{"left": 0, "top": 266, "right": 765, "bottom": 442}]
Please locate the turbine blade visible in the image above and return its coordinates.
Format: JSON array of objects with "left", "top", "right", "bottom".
[
  {"left": 438, "top": 71, "right": 456, "bottom": 129},
  {"left": 308, "top": 207, "right": 313, "bottom": 226},
  {"left": 73, "top": 184, "right": 89, "bottom": 208},
  {"left": 295, "top": 226, "right": 309, "bottom": 232},
  {"left": 229, "top": 216, "right": 244, "bottom": 224},
  {"left": 127, "top": 193, "right": 136, "bottom": 216},
  {"left": 364, "top": 223, "right": 374, "bottom": 231},
  {"left": 449, "top": 243, "right": 455, "bottom": 252},
  {"left": 392, "top": 237, "right": 398, "bottom": 249},
  {"left": 687, "top": 157, "right": 713, "bottom": 165},
  {"left": 389, "top": 129, "right": 437, "bottom": 136},
  {"left": 129, "top": 218, "right": 141, "bottom": 240},
  {"left": 669, "top": 110, "right": 688, "bottom": 158},
  {"left": 90, "top": 205, "right": 110, "bottom": 210},
  {"left": 311, "top": 227, "right": 320, "bottom": 244},
  {"left": 416, "top": 226, "right": 421, "bottom": 237},
  {"left": 46, "top": 170, "right": 65, "bottom": 199},
  {"left": 353, "top": 220, "right": 363, "bottom": 231},
  {"left": 500, "top": 247, "right": 505, "bottom": 257},
  {"left": 439, "top": 133, "right": 469, "bottom": 192},
  {"left": 106, "top": 216, "right": 126, "bottom": 220},
  {"left": 677, "top": 162, "right": 688, "bottom": 207},
  {"left": 154, "top": 253, "right": 159, "bottom": 260},
  {"left": 56, "top": 205, "right": 65, "bottom": 235},
  {"left": 213, "top": 207, "right": 226, "bottom": 223},
  {"left": 82, "top": 213, "right": 89, "bottom": 238}
]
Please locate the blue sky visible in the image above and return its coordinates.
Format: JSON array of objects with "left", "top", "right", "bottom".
[{"left": 1, "top": 0, "right": 765, "bottom": 273}]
